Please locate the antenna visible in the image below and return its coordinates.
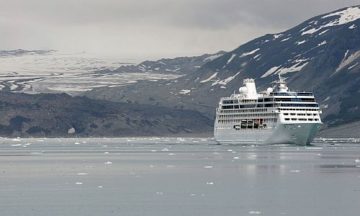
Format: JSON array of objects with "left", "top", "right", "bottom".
[{"left": 277, "top": 73, "right": 288, "bottom": 92}]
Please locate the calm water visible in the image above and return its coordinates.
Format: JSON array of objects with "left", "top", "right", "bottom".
[{"left": 0, "top": 137, "right": 360, "bottom": 216}]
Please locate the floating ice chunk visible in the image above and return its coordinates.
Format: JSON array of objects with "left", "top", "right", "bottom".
[
  {"left": 97, "top": 185, "right": 103, "bottom": 189},
  {"left": 249, "top": 210, "right": 262, "bottom": 215},
  {"left": 150, "top": 149, "right": 157, "bottom": 152},
  {"left": 104, "top": 161, "right": 113, "bottom": 165},
  {"left": 68, "top": 127, "right": 76, "bottom": 134},
  {"left": 11, "top": 144, "right": 22, "bottom": 147},
  {"left": 190, "top": 193, "right": 196, "bottom": 197},
  {"left": 161, "top": 148, "right": 169, "bottom": 152},
  {"left": 290, "top": 169, "right": 301, "bottom": 173},
  {"left": 77, "top": 172, "right": 88, "bottom": 176},
  {"left": 206, "top": 182, "right": 214, "bottom": 185},
  {"left": 233, "top": 156, "right": 240, "bottom": 160},
  {"left": 204, "top": 165, "right": 213, "bottom": 169},
  {"left": 156, "top": 192, "right": 164, "bottom": 195},
  {"left": 168, "top": 153, "right": 175, "bottom": 156},
  {"left": 355, "top": 159, "right": 360, "bottom": 163},
  {"left": 179, "top": 89, "right": 191, "bottom": 95},
  {"left": 75, "top": 182, "right": 83, "bottom": 185},
  {"left": 104, "top": 152, "right": 109, "bottom": 154},
  {"left": 74, "top": 142, "right": 80, "bottom": 145}
]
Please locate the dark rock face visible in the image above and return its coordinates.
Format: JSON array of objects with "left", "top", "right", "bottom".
[
  {"left": 0, "top": 92, "right": 212, "bottom": 137},
  {"left": 86, "top": 6, "right": 360, "bottom": 135}
]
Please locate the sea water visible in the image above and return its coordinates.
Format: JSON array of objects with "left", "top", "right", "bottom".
[{"left": 0, "top": 137, "right": 359, "bottom": 216}]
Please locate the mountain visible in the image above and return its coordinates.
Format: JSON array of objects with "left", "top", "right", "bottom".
[
  {"left": 0, "top": 49, "right": 55, "bottom": 57},
  {"left": 103, "top": 51, "right": 226, "bottom": 75},
  {"left": 86, "top": 5, "right": 360, "bottom": 136},
  {"left": 0, "top": 92, "right": 212, "bottom": 137}
]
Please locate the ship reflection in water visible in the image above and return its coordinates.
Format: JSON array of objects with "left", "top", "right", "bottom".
[{"left": 0, "top": 137, "right": 359, "bottom": 216}]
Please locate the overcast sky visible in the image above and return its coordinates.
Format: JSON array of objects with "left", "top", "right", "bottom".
[{"left": 0, "top": 0, "right": 359, "bottom": 59}]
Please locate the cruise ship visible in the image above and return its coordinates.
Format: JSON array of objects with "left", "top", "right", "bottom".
[{"left": 214, "top": 76, "right": 322, "bottom": 145}]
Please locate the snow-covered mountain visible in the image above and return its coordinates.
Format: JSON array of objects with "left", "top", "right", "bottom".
[
  {"left": 0, "top": 50, "right": 179, "bottom": 94},
  {"left": 87, "top": 5, "right": 360, "bottom": 135}
]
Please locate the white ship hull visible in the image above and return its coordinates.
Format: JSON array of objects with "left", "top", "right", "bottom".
[{"left": 214, "top": 122, "right": 321, "bottom": 145}]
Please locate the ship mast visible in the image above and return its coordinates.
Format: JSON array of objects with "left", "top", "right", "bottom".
[{"left": 278, "top": 74, "right": 288, "bottom": 92}]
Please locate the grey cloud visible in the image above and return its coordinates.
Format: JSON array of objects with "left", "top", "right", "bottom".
[{"left": 0, "top": 0, "right": 359, "bottom": 58}]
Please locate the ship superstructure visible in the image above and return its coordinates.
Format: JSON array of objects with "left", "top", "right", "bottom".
[{"left": 214, "top": 76, "right": 322, "bottom": 145}]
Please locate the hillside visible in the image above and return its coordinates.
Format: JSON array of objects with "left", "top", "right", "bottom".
[{"left": 0, "top": 92, "right": 212, "bottom": 137}]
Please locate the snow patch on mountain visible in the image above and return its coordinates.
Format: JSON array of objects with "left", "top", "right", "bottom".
[
  {"left": 281, "top": 37, "right": 291, "bottom": 42},
  {"left": 335, "top": 50, "right": 360, "bottom": 72},
  {"left": 322, "top": 6, "right": 360, "bottom": 25},
  {"left": 204, "top": 53, "right": 223, "bottom": 62},
  {"left": 348, "top": 62, "right": 359, "bottom": 70},
  {"left": 212, "top": 72, "right": 240, "bottom": 86},
  {"left": 276, "top": 61, "right": 309, "bottom": 75},
  {"left": 200, "top": 72, "right": 218, "bottom": 83},
  {"left": 240, "top": 48, "right": 260, "bottom": 57},
  {"left": 273, "top": 34, "right": 283, "bottom": 39},
  {"left": 261, "top": 66, "right": 280, "bottom": 78},
  {"left": 349, "top": 24, "right": 356, "bottom": 29},
  {"left": 302, "top": 6, "right": 360, "bottom": 36},
  {"left": 317, "top": 41, "right": 327, "bottom": 46},
  {"left": 226, "top": 54, "right": 237, "bottom": 65},
  {"left": 318, "top": 29, "right": 329, "bottom": 35},
  {"left": 253, "top": 54, "right": 261, "bottom": 60},
  {"left": 296, "top": 40, "right": 306, "bottom": 45}
]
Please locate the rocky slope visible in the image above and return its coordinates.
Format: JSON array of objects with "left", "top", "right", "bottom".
[
  {"left": 86, "top": 5, "right": 360, "bottom": 135},
  {"left": 0, "top": 92, "right": 212, "bottom": 137},
  {"left": 101, "top": 51, "right": 226, "bottom": 75}
]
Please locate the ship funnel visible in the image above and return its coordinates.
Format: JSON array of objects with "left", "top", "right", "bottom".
[{"left": 242, "top": 79, "right": 258, "bottom": 99}]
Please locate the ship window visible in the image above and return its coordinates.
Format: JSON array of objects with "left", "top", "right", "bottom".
[
  {"left": 313, "top": 113, "right": 317, "bottom": 116},
  {"left": 308, "top": 119, "right": 313, "bottom": 121},
  {"left": 290, "top": 113, "right": 296, "bottom": 115},
  {"left": 315, "top": 119, "right": 319, "bottom": 121},
  {"left": 285, "top": 118, "right": 290, "bottom": 121},
  {"left": 222, "top": 105, "right": 234, "bottom": 109},
  {"left": 284, "top": 113, "right": 289, "bottom": 115},
  {"left": 291, "top": 118, "right": 297, "bottom": 121},
  {"left": 307, "top": 113, "right": 312, "bottom": 116}
]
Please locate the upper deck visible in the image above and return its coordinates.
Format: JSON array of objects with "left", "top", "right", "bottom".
[{"left": 217, "top": 76, "right": 321, "bottom": 113}]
